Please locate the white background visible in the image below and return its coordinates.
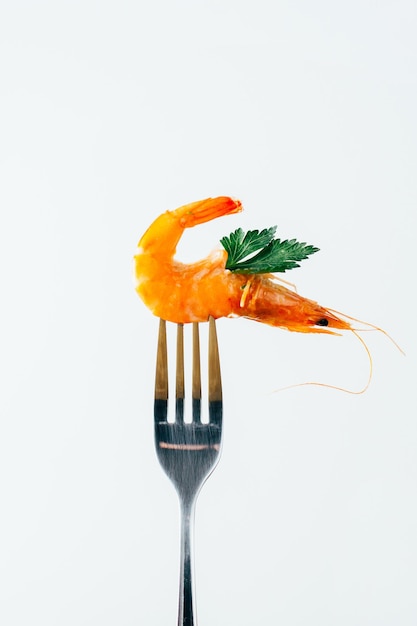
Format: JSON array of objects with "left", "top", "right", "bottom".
[{"left": 1, "top": 1, "right": 416, "bottom": 624}]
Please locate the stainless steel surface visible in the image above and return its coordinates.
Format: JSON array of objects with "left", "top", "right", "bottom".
[{"left": 154, "top": 317, "right": 223, "bottom": 626}]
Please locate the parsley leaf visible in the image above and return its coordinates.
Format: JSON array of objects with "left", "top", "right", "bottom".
[
  {"left": 221, "top": 227, "right": 319, "bottom": 274},
  {"left": 220, "top": 226, "right": 276, "bottom": 266}
]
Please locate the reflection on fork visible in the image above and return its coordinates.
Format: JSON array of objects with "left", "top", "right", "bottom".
[{"left": 154, "top": 317, "right": 223, "bottom": 626}]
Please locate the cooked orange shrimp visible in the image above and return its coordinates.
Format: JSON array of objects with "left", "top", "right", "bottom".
[{"left": 134, "top": 196, "right": 353, "bottom": 333}]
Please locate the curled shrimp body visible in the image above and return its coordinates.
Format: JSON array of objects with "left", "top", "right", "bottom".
[{"left": 134, "top": 197, "right": 353, "bottom": 333}]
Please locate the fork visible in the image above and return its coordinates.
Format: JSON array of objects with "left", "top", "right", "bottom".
[{"left": 154, "top": 317, "right": 223, "bottom": 626}]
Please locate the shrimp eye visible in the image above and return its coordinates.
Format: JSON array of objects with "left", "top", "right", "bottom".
[{"left": 316, "top": 318, "right": 329, "bottom": 326}]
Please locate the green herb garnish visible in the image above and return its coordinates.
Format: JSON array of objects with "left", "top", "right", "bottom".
[{"left": 220, "top": 227, "right": 319, "bottom": 274}]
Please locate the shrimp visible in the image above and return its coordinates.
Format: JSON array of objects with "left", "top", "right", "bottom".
[{"left": 134, "top": 196, "right": 353, "bottom": 334}]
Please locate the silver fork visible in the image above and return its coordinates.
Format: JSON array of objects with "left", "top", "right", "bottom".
[{"left": 154, "top": 317, "right": 223, "bottom": 626}]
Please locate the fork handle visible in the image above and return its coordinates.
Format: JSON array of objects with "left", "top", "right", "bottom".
[{"left": 178, "top": 500, "right": 196, "bottom": 626}]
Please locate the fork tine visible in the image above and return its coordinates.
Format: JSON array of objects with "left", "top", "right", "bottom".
[
  {"left": 192, "top": 322, "right": 202, "bottom": 423},
  {"left": 176, "top": 323, "right": 185, "bottom": 422},
  {"left": 208, "top": 316, "right": 222, "bottom": 424},
  {"left": 154, "top": 318, "right": 168, "bottom": 422}
]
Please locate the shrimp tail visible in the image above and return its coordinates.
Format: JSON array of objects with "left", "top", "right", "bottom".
[
  {"left": 137, "top": 196, "right": 242, "bottom": 258},
  {"left": 173, "top": 196, "right": 242, "bottom": 228}
]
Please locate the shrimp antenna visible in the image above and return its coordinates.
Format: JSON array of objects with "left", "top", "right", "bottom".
[
  {"left": 326, "top": 308, "right": 405, "bottom": 356},
  {"left": 271, "top": 329, "right": 374, "bottom": 395}
]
